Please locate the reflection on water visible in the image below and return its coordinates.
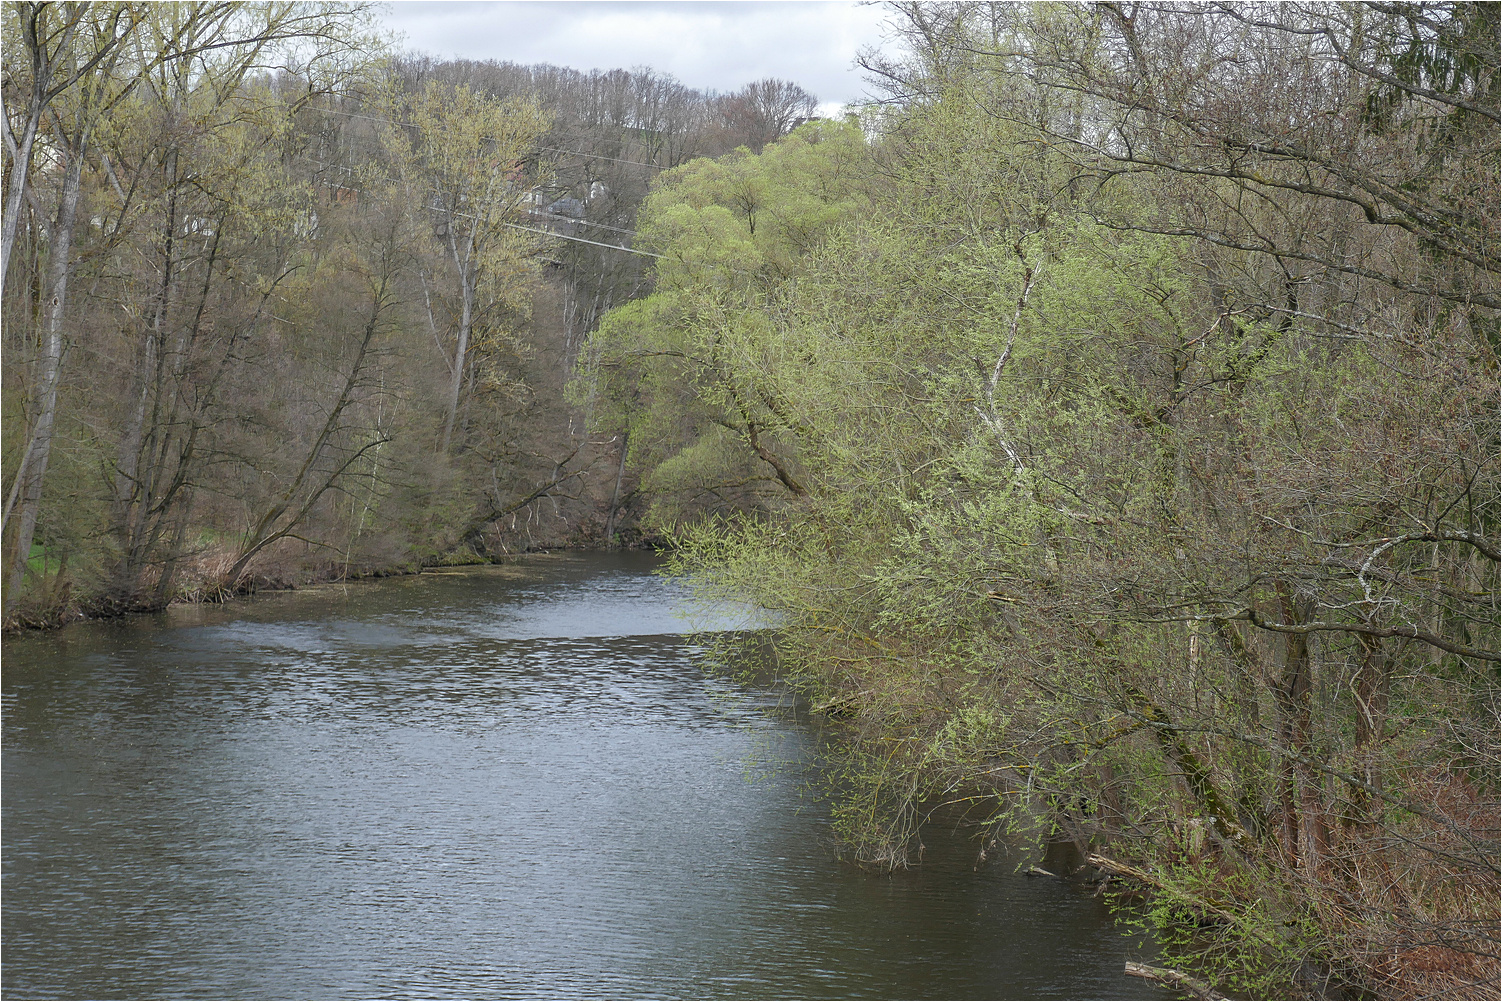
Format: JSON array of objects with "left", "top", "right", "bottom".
[{"left": 3, "top": 552, "right": 1161, "bottom": 1000}]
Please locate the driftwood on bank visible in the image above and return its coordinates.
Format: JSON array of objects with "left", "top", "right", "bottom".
[
  {"left": 1094, "top": 854, "right": 1229, "bottom": 998},
  {"left": 1086, "top": 852, "right": 1160, "bottom": 886},
  {"left": 1088, "top": 852, "right": 1251, "bottom": 932},
  {"left": 1124, "top": 961, "right": 1227, "bottom": 1000}
]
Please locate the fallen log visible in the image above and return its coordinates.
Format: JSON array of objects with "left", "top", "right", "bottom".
[
  {"left": 1125, "top": 961, "right": 1227, "bottom": 1000},
  {"left": 1086, "top": 852, "right": 1159, "bottom": 886},
  {"left": 1088, "top": 853, "right": 1246, "bottom": 929}
]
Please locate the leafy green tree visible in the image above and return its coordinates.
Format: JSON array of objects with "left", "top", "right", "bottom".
[{"left": 577, "top": 118, "right": 870, "bottom": 527}]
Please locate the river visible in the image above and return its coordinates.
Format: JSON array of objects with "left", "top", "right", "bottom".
[{"left": 3, "top": 552, "right": 1162, "bottom": 999}]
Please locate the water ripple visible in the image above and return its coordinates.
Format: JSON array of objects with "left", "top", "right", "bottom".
[{"left": 3, "top": 553, "right": 1161, "bottom": 1000}]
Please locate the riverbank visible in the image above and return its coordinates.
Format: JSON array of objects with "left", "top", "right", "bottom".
[
  {"left": 743, "top": 611, "right": 1500, "bottom": 1000},
  {"left": 1, "top": 539, "right": 664, "bottom": 634}
]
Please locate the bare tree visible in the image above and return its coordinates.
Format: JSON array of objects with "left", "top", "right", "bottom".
[{"left": 710, "top": 77, "right": 818, "bottom": 153}]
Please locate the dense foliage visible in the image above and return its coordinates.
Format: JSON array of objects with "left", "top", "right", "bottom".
[
  {"left": 579, "top": 4, "right": 1499, "bottom": 997},
  {"left": 5, "top": 2, "right": 1498, "bottom": 996},
  {"left": 1, "top": 2, "right": 818, "bottom": 621}
]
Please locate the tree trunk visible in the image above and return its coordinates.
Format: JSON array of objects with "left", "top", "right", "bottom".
[
  {"left": 603, "top": 430, "right": 630, "bottom": 545},
  {"left": 441, "top": 226, "right": 475, "bottom": 454},
  {"left": 111, "top": 157, "right": 178, "bottom": 600},
  {"left": 5, "top": 139, "right": 84, "bottom": 615},
  {"left": 0, "top": 2, "right": 71, "bottom": 300},
  {"left": 2, "top": 94, "right": 45, "bottom": 299},
  {"left": 745, "top": 421, "right": 806, "bottom": 496},
  {"left": 1274, "top": 583, "right": 1330, "bottom": 870},
  {"left": 1348, "top": 630, "right": 1390, "bottom": 827}
]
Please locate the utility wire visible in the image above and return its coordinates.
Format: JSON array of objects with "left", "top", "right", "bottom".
[
  {"left": 307, "top": 105, "right": 671, "bottom": 170},
  {"left": 538, "top": 145, "right": 666, "bottom": 170},
  {"left": 501, "top": 221, "right": 664, "bottom": 258},
  {"left": 293, "top": 131, "right": 754, "bottom": 274},
  {"left": 293, "top": 154, "right": 650, "bottom": 241},
  {"left": 531, "top": 211, "right": 640, "bottom": 238},
  {"left": 292, "top": 155, "right": 664, "bottom": 259}
]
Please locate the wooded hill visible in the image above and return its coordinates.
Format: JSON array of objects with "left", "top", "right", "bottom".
[{"left": 4, "top": 3, "right": 1499, "bottom": 998}]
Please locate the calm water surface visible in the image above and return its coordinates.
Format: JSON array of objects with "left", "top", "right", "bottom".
[{"left": 3, "top": 553, "right": 1161, "bottom": 999}]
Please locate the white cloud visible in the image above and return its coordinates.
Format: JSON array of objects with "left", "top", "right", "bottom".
[{"left": 380, "top": 1, "right": 897, "bottom": 107}]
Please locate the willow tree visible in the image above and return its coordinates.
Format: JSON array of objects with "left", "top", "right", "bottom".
[{"left": 578, "top": 119, "right": 870, "bottom": 527}]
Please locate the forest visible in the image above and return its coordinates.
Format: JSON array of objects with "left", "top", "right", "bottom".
[
  {"left": 3, "top": 2, "right": 1498, "bottom": 999},
  {"left": 2, "top": 0, "right": 821, "bottom": 623}
]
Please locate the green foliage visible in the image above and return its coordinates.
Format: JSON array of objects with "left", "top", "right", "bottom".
[
  {"left": 575, "top": 120, "right": 873, "bottom": 529},
  {"left": 583, "top": 18, "right": 1500, "bottom": 997},
  {"left": 0, "top": 12, "right": 573, "bottom": 613}
]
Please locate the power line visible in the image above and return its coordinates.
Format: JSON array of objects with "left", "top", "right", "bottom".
[
  {"left": 291, "top": 154, "right": 662, "bottom": 259},
  {"left": 501, "top": 221, "right": 664, "bottom": 258},
  {"left": 293, "top": 154, "right": 651, "bottom": 241},
  {"left": 536, "top": 145, "right": 666, "bottom": 170},
  {"left": 306, "top": 105, "right": 670, "bottom": 170},
  {"left": 531, "top": 210, "right": 639, "bottom": 238}
]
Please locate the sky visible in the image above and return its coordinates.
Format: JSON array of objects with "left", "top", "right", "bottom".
[{"left": 377, "top": 1, "right": 899, "bottom": 115}]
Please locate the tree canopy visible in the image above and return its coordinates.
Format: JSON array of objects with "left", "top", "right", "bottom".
[{"left": 576, "top": 5, "right": 1499, "bottom": 997}]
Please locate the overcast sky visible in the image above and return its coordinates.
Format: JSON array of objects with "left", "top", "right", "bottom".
[{"left": 378, "top": 2, "right": 899, "bottom": 115}]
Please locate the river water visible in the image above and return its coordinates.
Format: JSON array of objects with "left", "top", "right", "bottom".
[{"left": 3, "top": 553, "right": 1161, "bottom": 999}]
